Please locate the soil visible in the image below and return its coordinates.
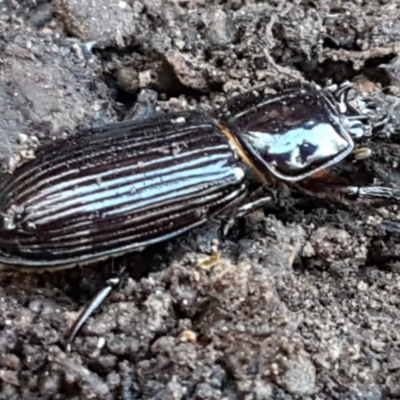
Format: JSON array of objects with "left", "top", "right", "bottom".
[{"left": 1, "top": 0, "right": 400, "bottom": 399}]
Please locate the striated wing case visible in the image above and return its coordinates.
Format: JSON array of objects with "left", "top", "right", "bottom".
[{"left": 0, "top": 113, "right": 246, "bottom": 269}]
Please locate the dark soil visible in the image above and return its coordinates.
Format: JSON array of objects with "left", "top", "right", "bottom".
[{"left": 1, "top": 0, "right": 400, "bottom": 399}]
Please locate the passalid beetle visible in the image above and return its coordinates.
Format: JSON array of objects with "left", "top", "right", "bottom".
[{"left": 0, "top": 81, "right": 398, "bottom": 346}]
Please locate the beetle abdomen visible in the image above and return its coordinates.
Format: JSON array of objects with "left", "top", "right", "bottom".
[{"left": 0, "top": 113, "right": 246, "bottom": 269}]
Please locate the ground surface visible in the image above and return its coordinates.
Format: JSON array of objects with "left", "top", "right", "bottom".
[{"left": 0, "top": 0, "right": 400, "bottom": 399}]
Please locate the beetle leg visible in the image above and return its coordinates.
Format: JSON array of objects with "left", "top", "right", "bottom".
[
  {"left": 330, "top": 81, "right": 352, "bottom": 113},
  {"left": 297, "top": 179, "right": 400, "bottom": 203},
  {"left": 235, "top": 194, "right": 274, "bottom": 218},
  {"left": 338, "top": 185, "right": 400, "bottom": 202},
  {"left": 344, "top": 118, "right": 368, "bottom": 138},
  {"left": 217, "top": 190, "right": 274, "bottom": 236},
  {"left": 66, "top": 275, "right": 123, "bottom": 352},
  {"left": 124, "top": 88, "right": 158, "bottom": 121}
]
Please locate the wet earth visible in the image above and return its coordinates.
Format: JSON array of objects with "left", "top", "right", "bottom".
[{"left": 1, "top": 0, "right": 400, "bottom": 399}]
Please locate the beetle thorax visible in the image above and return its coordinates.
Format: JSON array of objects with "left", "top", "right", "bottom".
[{"left": 223, "top": 84, "right": 362, "bottom": 182}]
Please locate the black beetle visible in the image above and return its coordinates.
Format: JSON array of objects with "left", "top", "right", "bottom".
[{"left": 0, "top": 81, "right": 397, "bottom": 346}]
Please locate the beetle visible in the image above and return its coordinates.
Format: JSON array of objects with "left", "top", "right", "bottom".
[{"left": 0, "top": 81, "right": 398, "bottom": 346}]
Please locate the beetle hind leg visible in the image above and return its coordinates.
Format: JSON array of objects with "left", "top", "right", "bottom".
[
  {"left": 340, "top": 185, "right": 400, "bottom": 202},
  {"left": 66, "top": 276, "right": 121, "bottom": 352},
  {"left": 65, "top": 260, "right": 128, "bottom": 351},
  {"left": 297, "top": 178, "right": 400, "bottom": 203}
]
